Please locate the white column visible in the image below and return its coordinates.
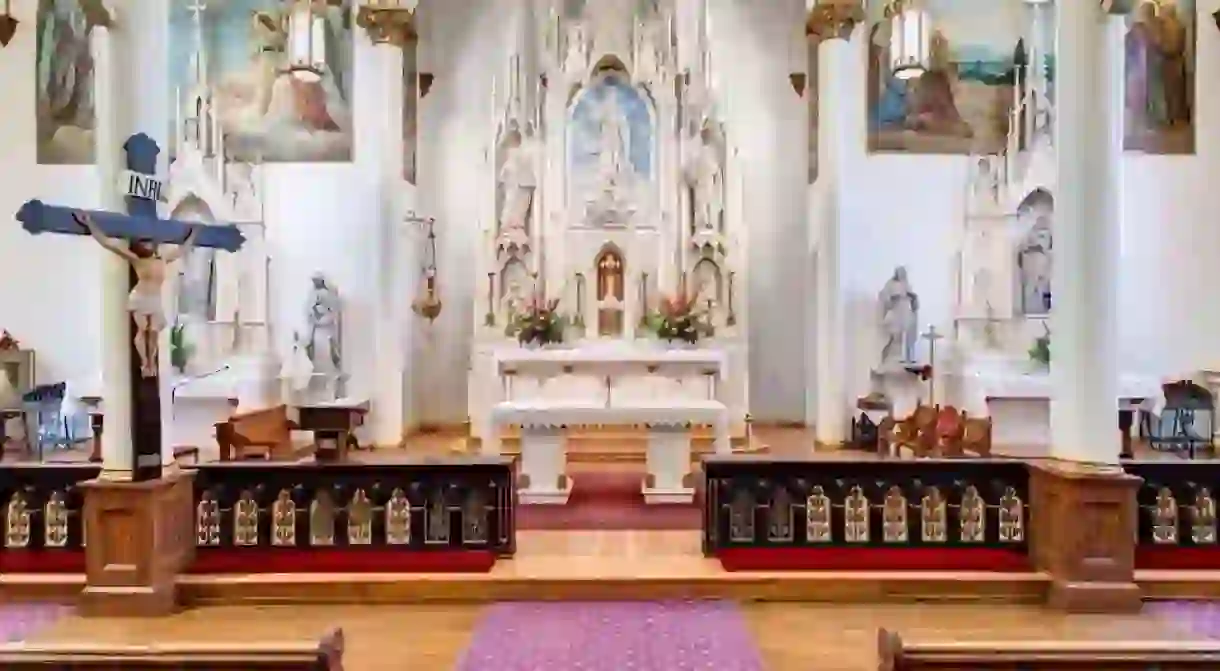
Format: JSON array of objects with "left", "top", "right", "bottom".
[
  {"left": 811, "top": 20, "right": 862, "bottom": 445},
  {"left": 1049, "top": 1, "right": 1122, "bottom": 464},
  {"left": 91, "top": 22, "right": 134, "bottom": 479},
  {"left": 363, "top": 32, "right": 408, "bottom": 447}
]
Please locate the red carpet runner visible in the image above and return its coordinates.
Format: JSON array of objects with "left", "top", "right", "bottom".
[{"left": 517, "top": 470, "right": 702, "bottom": 531}]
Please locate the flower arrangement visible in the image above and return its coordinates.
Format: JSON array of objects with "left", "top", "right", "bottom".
[
  {"left": 643, "top": 291, "right": 711, "bottom": 345},
  {"left": 508, "top": 295, "right": 567, "bottom": 346}
]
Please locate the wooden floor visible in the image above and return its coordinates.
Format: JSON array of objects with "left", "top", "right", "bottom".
[{"left": 23, "top": 602, "right": 1202, "bottom": 671}]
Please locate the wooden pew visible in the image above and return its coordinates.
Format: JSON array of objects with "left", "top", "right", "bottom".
[
  {"left": 0, "top": 628, "right": 343, "bottom": 670},
  {"left": 878, "top": 628, "right": 1220, "bottom": 670},
  {"left": 215, "top": 404, "right": 300, "bottom": 462}
]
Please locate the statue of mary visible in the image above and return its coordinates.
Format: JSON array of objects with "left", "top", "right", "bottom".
[{"left": 878, "top": 266, "right": 919, "bottom": 365}]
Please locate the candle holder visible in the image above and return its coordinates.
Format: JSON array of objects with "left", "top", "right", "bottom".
[
  {"left": 410, "top": 216, "right": 442, "bottom": 321},
  {"left": 726, "top": 271, "right": 737, "bottom": 326},
  {"left": 637, "top": 272, "right": 650, "bottom": 328},
  {"left": 484, "top": 272, "right": 496, "bottom": 327},
  {"left": 573, "top": 273, "right": 586, "bottom": 329}
]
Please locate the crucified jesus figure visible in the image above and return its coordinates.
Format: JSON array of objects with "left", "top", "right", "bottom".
[{"left": 73, "top": 212, "right": 198, "bottom": 378}]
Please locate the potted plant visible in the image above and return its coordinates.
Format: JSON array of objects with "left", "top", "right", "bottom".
[
  {"left": 643, "top": 292, "right": 711, "bottom": 346},
  {"left": 169, "top": 323, "right": 194, "bottom": 374},
  {"left": 1028, "top": 324, "right": 1050, "bottom": 367},
  {"left": 507, "top": 296, "right": 567, "bottom": 347}
]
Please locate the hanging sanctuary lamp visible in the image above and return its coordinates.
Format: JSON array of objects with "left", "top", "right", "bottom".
[
  {"left": 412, "top": 217, "right": 443, "bottom": 321},
  {"left": 883, "top": 0, "right": 931, "bottom": 81}
]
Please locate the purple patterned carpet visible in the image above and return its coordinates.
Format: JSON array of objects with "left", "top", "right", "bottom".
[
  {"left": 0, "top": 604, "right": 69, "bottom": 643},
  {"left": 1146, "top": 601, "right": 1220, "bottom": 639},
  {"left": 458, "top": 601, "right": 763, "bottom": 671}
]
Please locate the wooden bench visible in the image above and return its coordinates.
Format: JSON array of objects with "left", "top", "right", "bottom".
[
  {"left": 215, "top": 404, "right": 299, "bottom": 462},
  {"left": 0, "top": 628, "right": 342, "bottom": 670},
  {"left": 878, "top": 628, "right": 1220, "bottom": 670}
]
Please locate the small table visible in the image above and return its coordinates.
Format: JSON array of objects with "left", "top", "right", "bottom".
[
  {"left": 1119, "top": 397, "right": 1146, "bottom": 459},
  {"left": 80, "top": 396, "right": 103, "bottom": 463},
  {"left": 297, "top": 399, "right": 370, "bottom": 463},
  {"left": 0, "top": 407, "right": 24, "bottom": 462}
]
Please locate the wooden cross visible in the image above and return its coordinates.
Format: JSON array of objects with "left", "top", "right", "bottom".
[{"left": 15, "top": 133, "right": 246, "bottom": 481}]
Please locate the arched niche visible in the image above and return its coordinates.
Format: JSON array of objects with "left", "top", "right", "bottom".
[
  {"left": 499, "top": 257, "right": 530, "bottom": 320},
  {"left": 170, "top": 195, "right": 219, "bottom": 322},
  {"left": 595, "top": 243, "right": 625, "bottom": 336},
  {"left": 691, "top": 257, "right": 722, "bottom": 309},
  {"left": 567, "top": 67, "right": 657, "bottom": 225},
  {"left": 1013, "top": 188, "right": 1054, "bottom": 316}
]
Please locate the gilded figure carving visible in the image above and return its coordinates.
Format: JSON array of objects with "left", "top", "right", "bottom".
[
  {"left": 728, "top": 489, "right": 755, "bottom": 542},
  {"left": 1152, "top": 487, "right": 1179, "bottom": 544},
  {"left": 272, "top": 489, "right": 297, "bottom": 547},
  {"left": 234, "top": 491, "right": 260, "bottom": 546},
  {"left": 348, "top": 489, "right": 373, "bottom": 545},
  {"left": 920, "top": 487, "right": 947, "bottom": 543},
  {"left": 196, "top": 492, "right": 220, "bottom": 546},
  {"left": 310, "top": 490, "right": 336, "bottom": 546},
  {"left": 998, "top": 487, "right": 1024, "bottom": 542},
  {"left": 386, "top": 488, "right": 411, "bottom": 545},
  {"left": 844, "top": 486, "right": 870, "bottom": 543},
  {"left": 959, "top": 485, "right": 985, "bottom": 543},
  {"left": 426, "top": 492, "right": 451, "bottom": 544},
  {"left": 882, "top": 486, "right": 908, "bottom": 543},
  {"left": 44, "top": 491, "right": 69, "bottom": 548},
  {"left": 462, "top": 490, "right": 488, "bottom": 545},
  {"left": 767, "top": 487, "right": 795, "bottom": 543},
  {"left": 4, "top": 492, "right": 30, "bottom": 548},
  {"left": 805, "top": 486, "right": 832, "bottom": 542},
  {"left": 355, "top": 5, "right": 416, "bottom": 46},
  {"left": 806, "top": 0, "right": 864, "bottom": 42},
  {"left": 1192, "top": 488, "right": 1217, "bottom": 544}
]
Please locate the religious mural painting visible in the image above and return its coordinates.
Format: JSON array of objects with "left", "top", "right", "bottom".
[
  {"left": 1124, "top": 0, "right": 1195, "bottom": 154},
  {"left": 168, "top": 0, "right": 355, "bottom": 163},
  {"left": 866, "top": 0, "right": 1053, "bottom": 154},
  {"left": 568, "top": 71, "right": 654, "bottom": 226},
  {"left": 35, "top": 0, "right": 97, "bottom": 164}
]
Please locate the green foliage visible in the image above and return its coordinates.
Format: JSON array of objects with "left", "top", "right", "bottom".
[
  {"left": 1028, "top": 331, "right": 1050, "bottom": 366},
  {"left": 506, "top": 298, "right": 567, "bottom": 346},
  {"left": 169, "top": 323, "right": 193, "bottom": 372}
]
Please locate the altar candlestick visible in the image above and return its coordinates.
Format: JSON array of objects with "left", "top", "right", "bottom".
[
  {"left": 726, "top": 271, "right": 736, "bottom": 326},
  {"left": 485, "top": 272, "right": 495, "bottom": 326}
]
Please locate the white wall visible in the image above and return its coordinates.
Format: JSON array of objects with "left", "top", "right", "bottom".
[{"left": 0, "top": 0, "right": 103, "bottom": 391}]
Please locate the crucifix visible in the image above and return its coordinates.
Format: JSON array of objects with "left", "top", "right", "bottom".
[{"left": 16, "top": 133, "right": 245, "bottom": 481}]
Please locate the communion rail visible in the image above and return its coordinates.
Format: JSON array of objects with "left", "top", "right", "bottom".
[
  {"left": 0, "top": 628, "right": 342, "bottom": 670},
  {"left": 0, "top": 457, "right": 515, "bottom": 574},
  {"left": 189, "top": 457, "right": 516, "bottom": 573},
  {"left": 878, "top": 628, "right": 1220, "bottom": 670},
  {"left": 701, "top": 455, "right": 1031, "bottom": 571},
  {"left": 1126, "top": 460, "right": 1220, "bottom": 571}
]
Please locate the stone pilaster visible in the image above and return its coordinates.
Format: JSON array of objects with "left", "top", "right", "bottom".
[
  {"left": 1049, "top": 0, "right": 1124, "bottom": 464},
  {"left": 356, "top": 6, "right": 417, "bottom": 446},
  {"left": 90, "top": 10, "right": 134, "bottom": 478},
  {"left": 808, "top": 1, "right": 863, "bottom": 444}
]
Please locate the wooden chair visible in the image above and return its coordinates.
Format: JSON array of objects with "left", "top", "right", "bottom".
[
  {"left": 0, "top": 628, "right": 343, "bottom": 670},
  {"left": 879, "top": 627, "right": 1220, "bottom": 670},
  {"left": 215, "top": 405, "right": 298, "bottom": 462},
  {"left": 887, "top": 405, "right": 938, "bottom": 458}
]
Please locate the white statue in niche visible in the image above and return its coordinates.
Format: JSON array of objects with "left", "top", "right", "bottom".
[
  {"left": 498, "top": 125, "right": 538, "bottom": 239},
  {"left": 684, "top": 122, "right": 724, "bottom": 232},
  {"left": 878, "top": 266, "right": 920, "bottom": 365},
  {"left": 570, "top": 74, "right": 652, "bottom": 226},
  {"left": 501, "top": 280, "right": 527, "bottom": 323},
  {"left": 303, "top": 273, "right": 342, "bottom": 375},
  {"left": 1018, "top": 219, "right": 1052, "bottom": 315}
]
